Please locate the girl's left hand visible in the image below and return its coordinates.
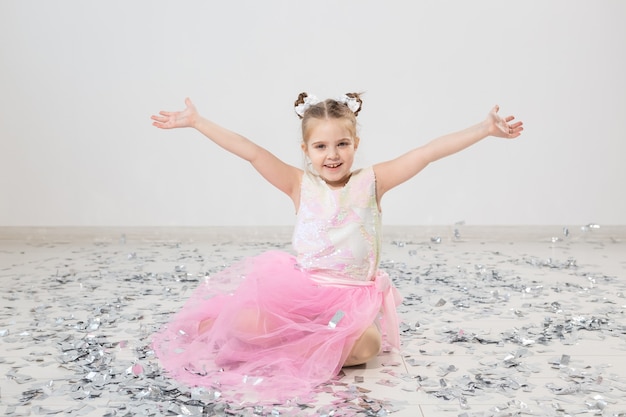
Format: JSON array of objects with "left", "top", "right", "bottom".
[{"left": 487, "top": 105, "right": 524, "bottom": 139}]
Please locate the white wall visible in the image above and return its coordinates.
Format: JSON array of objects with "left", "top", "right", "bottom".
[{"left": 1, "top": 0, "right": 625, "bottom": 227}]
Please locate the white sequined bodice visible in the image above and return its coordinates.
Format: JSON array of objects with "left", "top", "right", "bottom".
[{"left": 292, "top": 167, "right": 381, "bottom": 281}]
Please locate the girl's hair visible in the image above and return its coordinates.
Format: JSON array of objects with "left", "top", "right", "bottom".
[{"left": 294, "top": 92, "right": 363, "bottom": 141}]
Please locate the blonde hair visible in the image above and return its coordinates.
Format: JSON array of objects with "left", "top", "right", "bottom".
[{"left": 294, "top": 92, "right": 363, "bottom": 141}]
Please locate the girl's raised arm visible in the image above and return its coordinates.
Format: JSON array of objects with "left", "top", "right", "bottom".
[
  {"left": 152, "top": 98, "right": 303, "bottom": 206},
  {"left": 374, "top": 105, "right": 523, "bottom": 201}
]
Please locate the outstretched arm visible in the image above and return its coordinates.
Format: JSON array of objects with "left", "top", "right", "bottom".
[
  {"left": 151, "top": 98, "right": 302, "bottom": 204},
  {"left": 374, "top": 105, "right": 523, "bottom": 199}
]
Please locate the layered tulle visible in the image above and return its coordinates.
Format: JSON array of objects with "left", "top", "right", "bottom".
[{"left": 152, "top": 250, "right": 401, "bottom": 402}]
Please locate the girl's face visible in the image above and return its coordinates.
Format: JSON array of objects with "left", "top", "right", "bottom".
[{"left": 302, "top": 118, "right": 359, "bottom": 188}]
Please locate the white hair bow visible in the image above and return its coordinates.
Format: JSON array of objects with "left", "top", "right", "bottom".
[
  {"left": 336, "top": 94, "right": 360, "bottom": 113},
  {"left": 294, "top": 95, "right": 321, "bottom": 117}
]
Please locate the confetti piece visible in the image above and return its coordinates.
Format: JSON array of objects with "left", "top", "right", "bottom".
[{"left": 328, "top": 310, "right": 345, "bottom": 329}]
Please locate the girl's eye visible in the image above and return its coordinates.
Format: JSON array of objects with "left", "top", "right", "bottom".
[
  {"left": 338, "top": 142, "right": 348, "bottom": 147},
  {"left": 315, "top": 144, "right": 325, "bottom": 149}
]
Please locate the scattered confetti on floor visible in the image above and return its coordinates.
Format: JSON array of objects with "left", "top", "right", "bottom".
[{"left": 1, "top": 226, "right": 625, "bottom": 416}]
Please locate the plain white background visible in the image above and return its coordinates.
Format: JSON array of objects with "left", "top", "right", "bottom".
[{"left": 1, "top": 1, "right": 625, "bottom": 227}]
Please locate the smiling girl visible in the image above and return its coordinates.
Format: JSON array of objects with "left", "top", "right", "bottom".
[{"left": 150, "top": 92, "right": 523, "bottom": 401}]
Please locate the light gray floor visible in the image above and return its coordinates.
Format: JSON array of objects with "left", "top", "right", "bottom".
[{"left": 1, "top": 226, "right": 625, "bottom": 416}]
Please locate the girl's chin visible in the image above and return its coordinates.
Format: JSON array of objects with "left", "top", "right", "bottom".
[
  {"left": 322, "top": 168, "right": 345, "bottom": 177},
  {"left": 323, "top": 167, "right": 343, "bottom": 175},
  {"left": 320, "top": 171, "right": 351, "bottom": 187}
]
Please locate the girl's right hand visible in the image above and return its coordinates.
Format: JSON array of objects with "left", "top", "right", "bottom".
[{"left": 151, "top": 98, "right": 198, "bottom": 129}]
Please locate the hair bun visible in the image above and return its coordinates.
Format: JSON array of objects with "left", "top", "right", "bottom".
[
  {"left": 294, "top": 92, "right": 321, "bottom": 119},
  {"left": 338, "top": 93, "right": 363, "bottom": 116}
]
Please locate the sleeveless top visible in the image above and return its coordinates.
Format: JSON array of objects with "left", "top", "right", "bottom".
[{"left": 292, "top": 167, "right": 381, "bottom": 282}]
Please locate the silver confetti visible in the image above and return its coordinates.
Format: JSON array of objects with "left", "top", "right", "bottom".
[
  {"left": 1, "top": 228, "right": 625, "bottom": 417},
  {"left": 328, "top": 310, "right": 345, "bottom": 329}
]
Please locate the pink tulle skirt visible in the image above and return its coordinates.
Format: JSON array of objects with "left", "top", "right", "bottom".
[{"left": 152, "top": 251, "right": 401, "bottom": 403}]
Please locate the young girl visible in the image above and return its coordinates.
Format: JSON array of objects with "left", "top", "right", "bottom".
[{"left": 150, "top": 93, "right": 523, "bottom": 402}]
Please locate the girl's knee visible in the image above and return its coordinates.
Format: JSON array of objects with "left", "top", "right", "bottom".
[
  {"left": 198, "top": 317, "right": 215, "bottom": 334},
  {"left": 344, "top": 325, "right": 382, "bottom": 367}
]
